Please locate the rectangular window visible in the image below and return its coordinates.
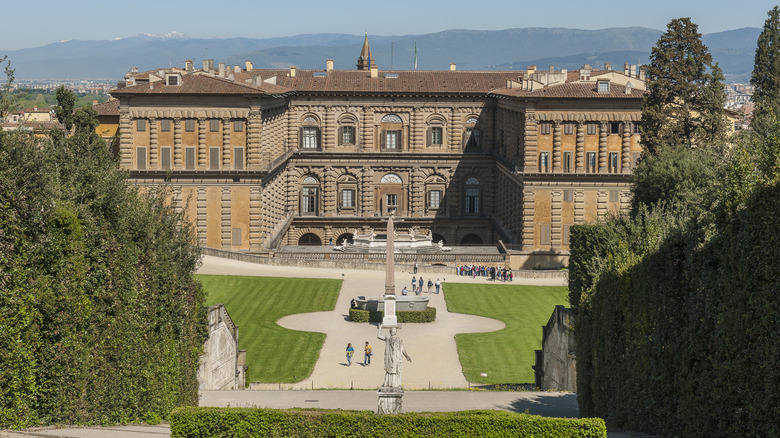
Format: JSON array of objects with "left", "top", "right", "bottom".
[
  {"left": 160, "top": 119, "right": 171, "bottom": 132},
  {"left": 587, "top": 152, "right": 597, "bottom": 173},
  {"left": 610, "top": 122, "right": 622, "bottom": 135},
  {"left": 540, "top": 224, "right": 551, "bottom": 246},
  {"left": 341, "top": 126, "right": 355, "bottom": 145},
  {"left": 185, "top": 119, "right": 195, "bottom": 132},
  {"left": 562, "top": 224, "right": 571, "bottom": 246},
  {"left": 384, "top": 130, "right": 400, "bottom": 150},
  {"left": 563, "top": 190, "right": 574, "bottom": 202},
  {"left": 563, "top": 151, "right": 573, "bottom": 172},
  {"left": 609, "top": 190, "right": 620, "bottom": 203},
  {"left": 429, "top": 190, "right": 441, "bottom": 209},
  {"left": 233, "top": 120, "right": 244, "bottom": 132},
  {"left": 539, "top": 152, "right": 549, "bottom": 172},
  {"left": 587, "top": 123, "right": 597, "bottom": 135},
  {"left": 136, "top": 146, "right": 147, "bottom": 169},
  {"left": 302, "top": 187, "right": 317, "bottom": 213},
  {"left": 563, "top": 123, "right": 574, "bottom": 135},
  {"left": 209, "top": 119, "right": 219, "bottom": 132},
  {"left": 598, "top": 81, "right": 610, "bottom": 93},
  {"left": 160, "top": 146, "right": 171, "bottom": 170},
  {"left": 185, "top": 147, "right": 196, "bottom": 170},
  {"left": 430, "top": 127, "right": 443, "bottom": 145},
  {"left": 465, "top": 188, "right": 480, "bottom": 214},
  {"left": 632, "top": 122, "right": 641, "bottom": 134},
  {"left": 209, "top": 147, "right": 220, "bottom": 170},
  {"left": 302, "top": 127, "right": 319, "bottom": 149},
  {"left": 232, "top": 228, "right": 242, "bottom": 246},
  {"left": 233, "top": 147, "right": 244, "bottom": 170},
  {"left": 385, "top": 194, "right": 398, "bottom": 214},
  {"left": 609, "top": 152, "right": 619, "bottom": 173},
  {"left": 540, "top": 123, "right": 551, "bottom": 135},
  {"left": 136, "top": 119, "right": 146, "bottom": 132},
  {"left": 465, "top": 128, "right": 481, "bottom": 149},
  {"left": 342, "top": 189, "right": 354, "bottom": 208}
]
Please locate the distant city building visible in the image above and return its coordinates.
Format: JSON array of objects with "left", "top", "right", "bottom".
[{"left": 104, "top": 36, "right": 646, "bottom": 267}]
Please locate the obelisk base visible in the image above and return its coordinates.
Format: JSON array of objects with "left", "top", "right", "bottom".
[
  {"left": 382, "top": 295, "right": 398, "bottom": 327},
  {"left": 377, "top": 388, "right": 404, "bottom": 414}
]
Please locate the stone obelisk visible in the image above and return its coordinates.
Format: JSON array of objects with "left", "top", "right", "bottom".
[{"left": 382, "top": 215, "right": 398, "bottom": 327}]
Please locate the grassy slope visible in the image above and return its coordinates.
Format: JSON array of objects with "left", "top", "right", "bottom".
[
  {"left": 198, "top": 275, "right": 341, "bottom": 383},
  {"left": 444, "top": 283, "right": 568, "bottom": 385}
]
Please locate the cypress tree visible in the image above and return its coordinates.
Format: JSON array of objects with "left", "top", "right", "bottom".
[
  {"left": 751, "top": 6, "right": 780, "bottom": 128},
  {"left": 641, "top": 17, "right": 727, "bottom": 154}
]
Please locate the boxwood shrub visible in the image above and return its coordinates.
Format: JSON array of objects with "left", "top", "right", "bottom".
[
  {"left": 170, "top": 406, "right": 606, "bottom": 438},
  {"left": 349, "top": 307, "right": 436, "bottom": 323}
]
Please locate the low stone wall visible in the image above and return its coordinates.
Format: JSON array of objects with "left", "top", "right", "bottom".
[{"left": 201, "top": 247, "right": 568, "bottom": 280}]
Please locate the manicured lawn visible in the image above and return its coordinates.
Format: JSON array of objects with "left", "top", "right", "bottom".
[
  {"left": 198, "top": 275, "right": 341, "bottom": 383},
  {"left": 444, "top": 283, "right": 569, "bottom": 385}
]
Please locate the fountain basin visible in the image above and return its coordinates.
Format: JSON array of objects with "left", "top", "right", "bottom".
[{"left": 354, "top": 295, "right": 430, "bottom": 312}]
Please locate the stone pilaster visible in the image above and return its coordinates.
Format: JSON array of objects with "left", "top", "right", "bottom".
[
  {"left": 323, "top": 167, "right": 337, "bottom": 216},
  {"left": 197, "top": 187, "right": 207, "bottom": 246},
  {"left": 361, "top": 166, "right": 374, "bottom": 216},
  {"left": 222, "top": 118, "right": 231, "bottom": 169},
  {"left": 575, "top": 122, "right": 585, "bottom": 172},
  {"left": 597, "top": 190, "right": 608, "bottom": 218},
  {"left": 247, "top": 106, "right": 261, "bottom": 169},
  {"left": 173, "top": 118, "right": 182, "bottom": 168},
  {"left": 598, "top": 122, "right": 608, "bottom": 174},
  {"left": 198, "top": 118, "right": 206, "bottom": 167},
  {"left": 551, "top": 189, "right": 562, "bottom": 250},
  {"left": 523, "top": 111, "right": 538, "bottom": 173},
  {"left": 622, "top": 122, "right": 631, "bottom": 174},
  {"left": 552, "top": 121, "right": 561, "bottom": 172},
  {"left": 119, "top": 104, "right": 132, "bottom": 169},
  {"left": 149, "top": 118, "right": 158, "bottom": 168},
  {"left": 324, "top": 107, "right": 335, "bottom": 150},
  {"left": 574, "top": 191, "right": 586, "bottom": 224},
  {"left": 221, "top": 186, "right": 231, "bottom": 249},
  {"left": 522, "top": 188, "right": 535, "bottom": 251}
]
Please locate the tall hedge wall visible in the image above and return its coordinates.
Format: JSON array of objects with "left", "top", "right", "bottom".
[
  {"left": 570, "top": 180, "right": 780, "bottom": 436},
  {"left": 0, "top": 129, "right": 206, "bottom": 428}
]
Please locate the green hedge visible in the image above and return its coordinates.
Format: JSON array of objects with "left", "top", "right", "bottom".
[
  {"left": 169, "top": 406, "right": 606, "bottom": 438},
  {"left": 349, "top": 307, "right": 436, "bottom": 323}
]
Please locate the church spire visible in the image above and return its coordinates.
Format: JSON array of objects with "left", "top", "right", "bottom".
[{"left": 356, "top": 32, "right": 376, "bottom": 70}]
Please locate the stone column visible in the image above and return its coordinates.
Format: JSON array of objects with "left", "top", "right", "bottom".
[
  {"left": 621, "top": 122, "right": 631, "bottom": 174},
  {"left": 173, "top": 118, "right": 182, "bottom": 168},
  {"left": 575, "top": 122, "right": 585, "bottom": 172},
  {"left": 523, "top": 111, "right": 538, "bottom": 173},
  {"left": 222, "top": 118, "right": 231, "bottom": 169},
  {"left": 598, "top": 122, "right": 608, "bottom": 174},
  {"left": 552, "top": 121, "right": 562, "bottom": 172}
]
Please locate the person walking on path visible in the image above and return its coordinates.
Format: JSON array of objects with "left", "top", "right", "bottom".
[
  {"left": 346, "top": 343, "right": 354, "bottom": 366},
  {"left": 427, "top": 279, "right": 433, "bottom": 293},
  {"left": 413, "top": 262, "right": 418, "bottom": 274},
  {"left": 364, "top": 341, "right": 372, "bottom": 366},
  {"left": 435, "top": 278, "right": 441, "bottom": 294},
  {"left": 418, "top": 277, "right": 423, "bottom": 294},
  {"left": 411, "top": 276, "right": 417, "bottom": 294}
]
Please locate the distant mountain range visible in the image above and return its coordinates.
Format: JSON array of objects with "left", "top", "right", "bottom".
[{"left": 2, "top": 27, "right": 761, "bottom": 82}]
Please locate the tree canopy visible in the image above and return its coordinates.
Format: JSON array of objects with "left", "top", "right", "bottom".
[
  {"left": 641, "top": 17, "right": 727, "bottom": 154},
  {"left": 751, "top": 6, "right": 780, "bottom": 134}
]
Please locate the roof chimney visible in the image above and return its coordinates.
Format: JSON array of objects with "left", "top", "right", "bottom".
[
  {"left": 234, "top": 65, "right": 241, "bottom": 73},
  {"left": 218, "top": 63, "right": 226, "bottom": 77},
  {"left": 228, "top": 71, "right": 234, "bottom": 81},
  {"left": 624, "top": 62, "right": 630, "bottom": 75},
  {"left": 549, "top": 65, "right": 555, "bottom": 72},
  {"left": 450, "top": 63, "right": 456, "bottom": 71},
  {"left": 203, "top": 59, "right": 214, "bottom": 73},
  {"left": 326, "top": 59, "right": 334, "bottom": 71},
  {"left": 630, "top": 64, "right": 637, "bottom": 77},
  {"left": 639, "top": 66, "right": 646, "bottom": 81},
  {"left": 626, "top": 81, "right": 633, "bottom": 94},
  {"left": 370, "top": 64, "right": 378, "bottom": 78},
  {"left": 290, "top": 66, "right": 296, "bottom": 77},
  {"left": 245, "top": 60, "right": 253, "bottom": 72},
  {"left": 185, "top": 59, "right": 193, "bottom": 73},
  {"left": 605, "top": 62, "right": 611, "bottom": 71}
]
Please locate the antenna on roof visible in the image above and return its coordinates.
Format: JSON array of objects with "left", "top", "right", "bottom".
[{"left": 391, "top": 42, "right": 394, "bottom": 70}]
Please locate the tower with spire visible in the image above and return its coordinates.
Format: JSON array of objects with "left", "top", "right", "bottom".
[{"left": 356, "top": 32, "right": 376, "bottom": 70}]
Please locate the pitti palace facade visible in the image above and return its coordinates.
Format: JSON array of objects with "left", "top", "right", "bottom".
[{"left": 104, "top": 37, "right": 644, "bottom": 268}]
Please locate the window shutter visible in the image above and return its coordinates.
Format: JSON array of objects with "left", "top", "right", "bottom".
[
  {"left": 209, "top": 147, "right": 220, "bottom": 170},
  {"left": 136, "top": 147, "right": 147, "bottom": 169},
  {"left": 160, "top": 147, "right": 171, "bottom": 170},
  {"left": 338, "top": 126, "right": 343, "bottom": 145},
  {"left": 299, "top": 129, "right": 303, "bottom": 149},
  {"left": 234, "top": 147, "right": 244, "bottom": 170},
  {"left": 316, "top": 128, "right": 321, "bottom": 150},
  {"left": 381, "top": 130, "right": 386, "bottom": 149},
  {"left": 185, "top": 147, "right": 195, "bottom": 170},
  {"left": 427, "top": 128, "right": 432, "bottom": 145}
]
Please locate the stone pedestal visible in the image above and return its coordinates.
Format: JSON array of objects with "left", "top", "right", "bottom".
[
  {"left": 377, "top": 389, "right": 404, "bottom": 414},
  {"left": 383, "top": 296, "right": 398, "bottom": 327}
]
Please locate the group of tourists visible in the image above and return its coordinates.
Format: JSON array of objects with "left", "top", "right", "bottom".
[
  {"left": 345, "top": 341, "right": 372, "bottom": 366},
  {"left": 404, "top": 276, "right": 442, "bottom": 295},
  {"left": 456, "top": 264, "right": 513, "bottom": 282}
]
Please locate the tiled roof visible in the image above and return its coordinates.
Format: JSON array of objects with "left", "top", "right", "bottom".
[
  {"left": 491, "top": 82, "right": 645, "bottom": 99},
  {"left": 93, "top": 99, "right": 119, "bottom": 116},
  {"left": 251, "top": 69, "right": 525, "bottom": 94},
  {"left": 111, "top": 73, "right": 290, "bottom": 95}
]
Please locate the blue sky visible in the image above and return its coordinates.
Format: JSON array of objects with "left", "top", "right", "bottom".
[{"left": 2, "top": 0, "right": 778, "bottom": 51}]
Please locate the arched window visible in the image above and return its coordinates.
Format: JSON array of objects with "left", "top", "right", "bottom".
[
  {"left": 338, "top": 115, "right": 358, "bottom": 146},
  {"left": 426, "top": 175, "right": 445, "bottom": 213},
  {"left": 426, "top": 115, "right": 445, "bottom": 147},
  {"left": 464, "top": 177, "right": 480, "bottom": 215},
  {"left": 381, "top": 114, "right": 403, "bottom": 151},
  {"left": 338, "top": 174, "right": 358, "bottom": 212},
  {"left": 380, "top": 173, "right": 403, "bottom": 184},
  {"left": 301, "top": 176, "right": 319, "bottom": 215},
  {"left": 464, "top": 116, "right": 481, "bottom": 151},
  {"left": 300, "top": 115, "right": 321, "bottom": 150}
]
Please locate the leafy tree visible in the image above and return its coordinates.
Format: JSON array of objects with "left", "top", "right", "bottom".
[
  {"left": 641, "top": 17, "right": 727, "bottom": 154},
  {"left": 751, "top": 6, "right": 780, "bottom": 133},
  {"left": 0, "top": 55, "right": 18, "bottom": 120},
  {"left": 53, "top": 86, "right": 75, "bottom": 133}
]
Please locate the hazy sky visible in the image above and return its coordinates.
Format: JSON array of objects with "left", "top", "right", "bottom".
[{"left": 1, "top": 0, "right": 778, "bottom": 51}]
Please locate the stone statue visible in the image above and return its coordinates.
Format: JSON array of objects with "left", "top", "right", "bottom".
[{"left": 377, "top": 324, "right": 411, "bottom": 390}]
